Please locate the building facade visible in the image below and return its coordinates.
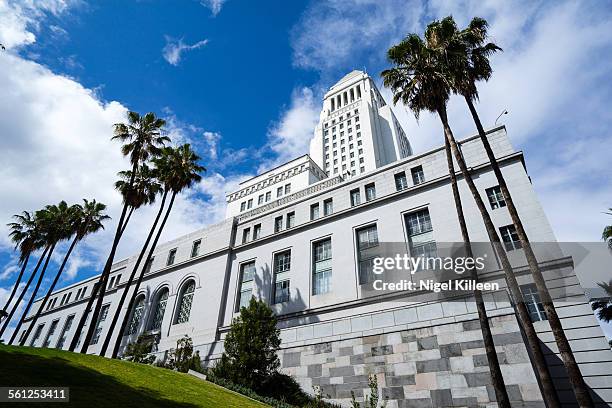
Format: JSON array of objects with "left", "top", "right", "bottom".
[{"left": 18, "top": 72, "right": 612, "bottom": 407}]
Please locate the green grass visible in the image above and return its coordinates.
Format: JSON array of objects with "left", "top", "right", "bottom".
[{"left": 0, "top": 345, "right": 269, "bottom": 408}]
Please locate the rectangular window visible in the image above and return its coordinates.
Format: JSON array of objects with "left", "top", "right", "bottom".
[
  {"left": 258, "top": 194, "right": 264, "bottom": 205},
  {"left": 265, "top": 191, "right": 271, "bottom": 202},
  {"left": 90, "top": 304, "right": 109, "bottom": 345},
  {"left": 286, "top": 212, "right": 295, "bottom": 229},
  {"left": 313, "top": 238, "right": 332, "bottom": 295},
  {"left": 521, "top": 284, "right": 547, "bottom": 322},
  {"left": 145, "top": 257, "right": 154, "bottom": 274},
  {"left": 43, "top": 319, "right": 59, "bottom": 348},
  {"left": 405, "top": 209, "right": 437, "bottom": 269},
  {"left": 411, "top": 165, "right": 425, "bottom": 185},
  {"left": 237, "top": 261, "right": 255, "bottom": 311},
  {"left": 500, "top": 225, "right": 521, "bottom": 251},
  {"left": 56, "top": 314, "right": 75, "bottom": 349},
  {"left": 356, "top": 225, "right": 379, "bottom": 284},
  {"left": 274, "top": 216, "right": 283, "bottom": 233},
  {"left": 277, "top": 187, "right": 283, "bottom": 197},
  {"left": 285, "top": 184, "right": 291, "bottom": 194},
  {"left": 395, "top": 172, "right": 408, "bottom": 191},
  {"left": 253, "top": 224, "right": 261, "bottom": 240},
  {"left": 242, "top": 227, "right": 251, "bottom": 244},
  {"left": 486, "top": 186, "right": 506, "bottom": 210},
  {"left": 30, "top": 323, "right": 45, "bottom": 346},
  {"left": 365, "top": 183, "right": 376, "bottom": 201},
  {"left": 191, "top": 239, "right": 201, "bottom": 258},
  {"left": 240, "top": 202, "right": 246, "bottom": 212},
  {"left": 273, "top": 250, "right": 291, "bottom": 304},
  {"left": 247, "top": 199, "right": 253, "bottom": 209},
  {"left": 167, "top": 248, "right": 177, "bottom": 266},
  {"left": 310, "top": 203, "right": 320, "bottom": 220},
  {"left": 323, "top": 198, "right": 333, "bottom": 216},
  {"left": 350, "top": 189, "right": 361, "bottom": 206}
]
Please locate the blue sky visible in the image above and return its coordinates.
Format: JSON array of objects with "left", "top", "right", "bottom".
[{"left": 0, "top": 0, "right": 611, "bottom": 339}]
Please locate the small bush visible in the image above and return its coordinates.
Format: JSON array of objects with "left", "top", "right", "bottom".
[{"left": 123, "top": 335, "right": 155, "bottom": 364}]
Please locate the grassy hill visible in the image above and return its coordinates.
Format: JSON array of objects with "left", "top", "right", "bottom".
[{"left": 0, "top": 345, "right": 269, "bottom": 407}]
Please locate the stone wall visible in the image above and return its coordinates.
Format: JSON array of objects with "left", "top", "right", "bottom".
[{"left": 279, "top": 313, "right": 544, "bottom": 408}]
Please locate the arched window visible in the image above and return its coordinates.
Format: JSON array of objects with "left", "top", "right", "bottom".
[
  {"left": 127, "top": 295, "right": 145, "bottom": 335},
  {"left": 175, "top": 281, "right": 195, "bottom": 324},
  {"left": 148, "top": 288, "right": 169, "bottom": 331}
]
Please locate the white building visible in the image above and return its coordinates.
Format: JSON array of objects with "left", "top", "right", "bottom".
[{"left": 17, "top": 72, "right": 612, "bottom": 407}]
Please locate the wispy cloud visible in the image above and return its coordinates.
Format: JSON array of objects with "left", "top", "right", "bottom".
[
  {"left": 162, "top": 36, "right": 209, "bottom": 66},
  {"left": 200, "top": 0, "right": 227, "bottom": 17}
]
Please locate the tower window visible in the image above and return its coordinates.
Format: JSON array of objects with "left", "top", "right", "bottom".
[
  {"left": 395, "top": 172, "right": 408, "bottom": 191},
  {"left": 500, "top": 225, "right": 521, "bottom": 251},
  {"left": 486, "top": 186, "right": 506, "bottom": 210},
  {"left": 411, "top": 166, "right": 425, "bottom": 185}
]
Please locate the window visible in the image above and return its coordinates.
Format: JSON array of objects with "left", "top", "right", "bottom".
[
  {"left": 56, "top": 314, "right": 74, "bottom": 349},
  {"left": 176, "top": 281, "right": 195, "bottom": 324},
  {"left": 500, "top": 225, "right": 521, "bottom": 251},
  {"left": 237, "top": 262, "right": 255, "bottom": 311},
  {"left": 277, "top": 187, "right": 283, "bottom": 197},
  {"left": 285, "top": 184, "right": 291, "bottom": 194},
  {"left": 521, "top": 284, "right": 547, "bottom": 322},
  {"left": 167, "top": 248, "right": 177, "bottom": 266},
  {"left": 273, "top": 251, "right": 291, "bottom": 304},
  {"left": 191, "top": 239, "right": 201, "bottom": 258},
  {"left": 274, "top": 216, "right": 283, "bottom": 233},
  {"left": 127, "top": 296, "right": 145, "bottom": 335},
  {"left": 247, "top": 199, "right": 253, "bottom": 209},
  {"left": 310, "top": 203, "right": 320, "bottom": 220},
  {"left": 356, "top": 225, "right": 379, "bottom": 284},
  {"left": 411, "top": 165, "right": 425, "bottom": 185},
  {"left": 286, "top": 212, "right": 295, "bottom": 229},
  {"left": 30, "top": 323, "right": 45, "bottom": 346},
  {"left": 313, "top": 239, "right": 332, "bottom": 295},
  {"left": 240, "top": 202, "right": 246, "bottom": 212},
  {"left": 405, "top": 209, "right": 437, "bottom": 267},
  {"left": 486, "top": 186, "right": 506, "bottom": 210},
  {"left": 149, "top": 288, "right": 169, "bottom": 331},
  {"left": 395, "top": 172, "right": 408, "bottom": 191},
  {"left": 253, "top": 224, "right": 262, "bottom": 240},
  {"left": 365, "top": 183, "right": 376, "bottom": 201},
  {"left": 258, "top": 194, "right": 264, "bottom": 205},
  {"left": 43, "top": 319, "right": 59, "bottom": 348},
  {"left": 242, "top": 228, "right": 251, "bottom": 244},
  {"left": 144, "top": 257, "right": 154, "bottom": 274},
  {"left": 91, "top": 304, "right": 109, "bottom": 345},
  {"left": 324, "top": 198, "right": 333, "bottom": 216},
  {"left": 265, "top": 191, "right": 271, "bottom": 202},
  {"left": 350, "top": 189, "right": 361, "bottom": 206}
]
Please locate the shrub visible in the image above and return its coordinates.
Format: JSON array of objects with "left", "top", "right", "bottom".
[
  {"left": 350, "top": 374, "right": 387, "bottom": 408},
  {"left": 122, "top": 335, "right": 155, "bottom": 364},
  {"left": 165, "top": 335, "right": 195, "bottom": 372}
]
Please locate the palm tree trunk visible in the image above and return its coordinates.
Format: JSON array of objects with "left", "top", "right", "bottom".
[
  {"left": 100, "top": 191, "right": 168, "bottom": 357},
  {"left": 112, "top": 191, "right": 176, "bottom": 359},
  {"left": 120, "top": 207, "right": 134, "bottom": 237},
  {"left": 443, "top": 137, "right": 511, "bottom": 407},
  {"left": 0, "top": 247, "right": 49, "bottom": 337},
  {"left": 464, "top": 96, "right": 593, "bottom": 407},
  {"left": 20, "top": 236, "right": 79, "bottom": 345},
  {"left": 10, "top": 244, "right": 56, "bottom": 345},
  {"left": 437, "top": 105, "right": 561, "bottom": 408},
  {"left": 1, "top": 255, "right": 30, "bottom": 313},
  {"left": 69, "top": 164, "right": 138, "bottom": 353}
]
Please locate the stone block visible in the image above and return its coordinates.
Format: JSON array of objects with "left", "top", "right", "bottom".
[
  {"left": 371, "top": 345, "right": 393, "bottom": 356},
  {"left": 417, "top": 335, "right": 438, "bottom": 350},
  {"left": 492, "top": 331, "right": 523, "bottom": 346},
  {"left": 416, "top": 358, "right": 450, "bottom": 373},
  {"left": 394, "top": 308, "right": 418, "bottom": 325},
  {"left": 440, "top": 344, "right": 462, "bottom": 358},
  {"left": 464, "top": 372, "right": 491, "bottom": 387},
  {"left": 394, "top": 361, "right": 417, "bottom": 376},
  {"left": 308, "top": 363, "right": 322, "bottom": 378},
  {"left": 330, "top": 366, "right": 355, "bottom": 377},
  {"left": 382, "top": 386, "right": 405, "bottom": 400},
  {"left": 387, "top": 375, "right": 416, "bottom": 386},
  {"left": 431, "top": 389, "right": 453, "bottom": 407},
  {"left": 314, "top": 342, "right": 332, "bottom": 354},
  {"left": 436, "top": 373, "right": 468, "bottom": 389},
  {"left": 350, "top": 354, "right": 364, "bottom": 365},
  {"left": 352, "top": 315, "right": 373, "bottom": 332},
  {"left": 282, "top": 351, "right": 301, "bottom": 368}
]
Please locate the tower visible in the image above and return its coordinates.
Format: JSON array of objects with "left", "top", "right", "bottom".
[{"left": 309, "top": 70, "right": 412, "bottom": 178}]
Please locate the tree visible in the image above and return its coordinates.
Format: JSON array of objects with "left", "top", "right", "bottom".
[
  {"left": 70, "top": 111, "right": 169, "bottom": 353},
  {"left": 19, "top": 200, "right": 109, "bottom": 345},
  {"left": 381, "top": 23, "right": 560, "bottom": 408},
  {"left": 591, "top": 280, "right": 612, "bottom": 323},
  {"left": 603, "top": 208, "right": 612, "bottom": 249},
  {"left": 110, "top": 144, "right": 204, "bottom": 358},
  {"left": 1, "top": 211, "right": 42, "bottom": 314},
  {"left": 98, "top": 165, "right": 162, "bottom": 356},
  {"left": 212, "top": 297, "right": 281, "bottom": 390},
  {"left": 436, "top": 16, "right": 592, "bottom": 407},
  {"left": 8, "top": 202, "right": 75, "bottom": 345}
]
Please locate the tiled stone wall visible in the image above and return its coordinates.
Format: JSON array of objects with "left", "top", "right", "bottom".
[{"left": 280, "top": 313, "right": 544, "bottom": 408}]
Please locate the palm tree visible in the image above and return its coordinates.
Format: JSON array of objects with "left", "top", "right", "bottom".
[
  {"left": 9, "top": 201, "right": 74, "bottom": 345},
  {"left": 2, "top": 212, "right": 42, "bottom": 314},
  {"left": 19, "top": 200, "right": 109, "bottom": 345},
  {"left": 98, "top": 167, "right": 163, "bottom": 356},
  {"left": 432, "top": 16, "right": 592, "bottom": 406},
  {"left": 110, "top": 144, "right": 204, "bottom": 358},
  {"left": 603, "top": 208, "right": 612, "bottom": 249},
  {"left": 70, "top": 111, "right": 169, "bottom": 353},
  {"left": 591, "top": 280, "right": 612, "bottom": 323},
  {"left": 381, "top": 25, "right": 561, "bottom": 408}
]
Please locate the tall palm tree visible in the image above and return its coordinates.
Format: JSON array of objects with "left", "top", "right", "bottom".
[
  {"left": 432, "top": 16, "right": 593, "bottom": 407},
  {"left": 111, "top": 144, "right": 204, "bottom": 358},
  {"left": 19, "top": 200, "right": 109, "bottom": 345},
  {"left": 381, "top": 26, "right": 561, "bottom": 408},
  {"left": 70, "top": 111, "right": 169, "bottom": 352},
  {"left": 98, "top": 167, "right": 163, "bottom": 356},
  {"left": 9, "top": 201, "right": 74, "bottom": 345},
  {"left": 603, "top": 208, "right": 612, "bottom": 249},
  {"left": 591, "top": 280, "right": 612, "bottom": 323},
  {"left": 2, "top": 212, "right": 42, "bottom": 314}
]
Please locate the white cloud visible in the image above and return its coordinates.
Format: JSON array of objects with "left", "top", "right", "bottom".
[
  {"left": 162, "top": 36, "right": 209, "bottom": 66},
  {"left": 203, "top": 131, "right": 221, "bottom": 161},
  {"left": 200, "top": 0, "right": 227, "bottom": 17}
]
